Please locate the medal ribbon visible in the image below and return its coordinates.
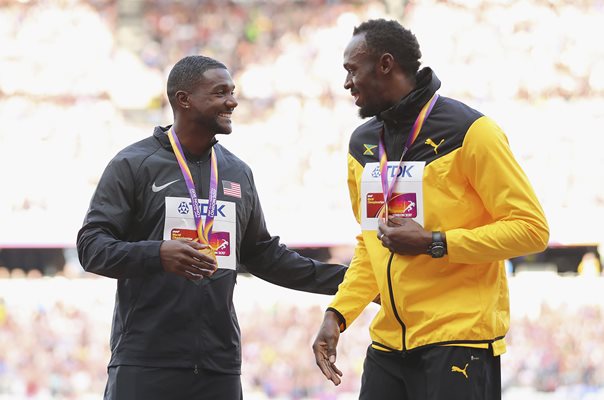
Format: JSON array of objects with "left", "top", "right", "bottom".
[
  {"left": 378, "top": 93, "right": 439, "bottom": 218},
  {"left": 168, "top": 127, "right": 218, "bottom": 247}
]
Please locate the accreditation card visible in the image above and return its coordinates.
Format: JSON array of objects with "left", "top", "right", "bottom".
[
  {"left": 360, "top": 161, "right": 425, "bottom": 231},
  {"left": 163, "top": 196, "right": 237, "bottom": 270}
]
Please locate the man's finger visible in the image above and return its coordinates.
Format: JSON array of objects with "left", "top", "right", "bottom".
[
  {"left": 184, "top": 247, "right": 218, "bottom": 269},
  {"left": 183, "top": 239, "right": 203, "bottom": 249},
  {"left": 187, "top": 256, "right": 216, "bottom": 271},
  {"left": 327, "top": 362, "right": 342, "bottom": 385},
  {"left": 319, "top": 359, "right": 341, "bottom": 386},
  {"left": 185, "top": 271, "right": 204, "bottom": 281},
  {"left": 330, "top": 361, "right": 343, "bottom": 377},
  {"left": 325, "top": 342, "right": 342, "bottom": 384},
  {"left": 183, "top": 264, "right": 211, "bottom": 277},
  {"left": 183, "top": 241, "right": 218, "bottom": 266},
  {"left": 388, "top": 216, "right": 406, "bottom": 226},
  {"left": 313, "top": 340, "right": 341, "bottom": 385}
]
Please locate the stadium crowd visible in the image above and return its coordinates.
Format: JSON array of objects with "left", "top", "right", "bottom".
[
  {"left": 1, "top": 0, "right": 603, "bottom": 246},
  {"left": 1, "top": 274, "right": 604, "bottom": 399}
]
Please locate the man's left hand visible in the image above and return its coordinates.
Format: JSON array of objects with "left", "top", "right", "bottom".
[{"left": 377, "top": 217, "right": 431, "bottom": 255}]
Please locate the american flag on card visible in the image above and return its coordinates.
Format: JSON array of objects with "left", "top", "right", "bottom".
[{"left": 222, "top": 180, "right": 241, "bottom": 198}]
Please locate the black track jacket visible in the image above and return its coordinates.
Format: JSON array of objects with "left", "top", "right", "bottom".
[{"left": 77, "top": 126, "right": 347, "bottom": 374}]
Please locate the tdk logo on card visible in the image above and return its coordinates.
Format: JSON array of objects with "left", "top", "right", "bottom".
[
  {"left": 371, "top": 165, "right": 415, "bottom": 179},
  {"left": 177, "top": 201, "right": 226, "bottom": 217}
]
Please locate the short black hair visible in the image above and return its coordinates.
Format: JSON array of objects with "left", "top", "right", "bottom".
[
  {"left": 167, "top": 55, "right": 227, "bottom": 105},
  {"left": 353, "top": 19, "right": 422, "bottom": 77}
]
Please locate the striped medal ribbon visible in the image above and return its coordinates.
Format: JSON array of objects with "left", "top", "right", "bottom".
[
  {"left": 378, "top": 93, "right": 439, "bottom": 219},
  {"left": 168, "top": 128, "right": 218, "bottom": 257}
]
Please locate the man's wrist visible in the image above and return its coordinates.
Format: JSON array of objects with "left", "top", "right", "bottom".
[
  {"left": 325, "top": 307, "right": 346, "bottom": 331},
  {"left": 422, "top": 230, "right": 433, "bottom": 252}
]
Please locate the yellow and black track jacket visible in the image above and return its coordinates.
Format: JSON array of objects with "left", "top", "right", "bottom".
[{"left": 327, "top": 68, "right": 549, "bottom": 356}]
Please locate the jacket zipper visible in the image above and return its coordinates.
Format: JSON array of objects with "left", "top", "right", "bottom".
[
  {"left": 194, "top": 160, "right": 203, "bottom": 373},
  {"left": 386, "top": 252, "right": 407, "bottom": 354},
  {"left": 386, "top": 121, "right": 406, "bottom": 161}
]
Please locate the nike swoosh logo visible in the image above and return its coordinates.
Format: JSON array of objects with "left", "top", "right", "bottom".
[{"left": 151, "top": 179, "right": 180, "bottom": 192}]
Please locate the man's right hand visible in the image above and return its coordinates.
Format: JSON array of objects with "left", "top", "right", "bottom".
[
  {"left": 159, "top": 239, "right": 217, "bottom": 281},
  {"left": 312, "top": 310, "right": 343, "bottom": 386}
]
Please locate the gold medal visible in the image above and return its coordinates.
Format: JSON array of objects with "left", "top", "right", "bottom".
[{"left": 198, "top": 246, "right": 217, "bottom": 264}]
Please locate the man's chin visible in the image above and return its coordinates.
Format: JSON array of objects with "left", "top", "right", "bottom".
[
  {"left": 215, "top": 125, "right": 233, "bottom": 135},
  {"left": 358, "top": 107, "right": 378, "bottom": 119}
]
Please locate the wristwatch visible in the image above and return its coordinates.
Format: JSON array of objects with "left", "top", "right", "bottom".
[{"left": 427, "top": 231, "right": 446, "bottom": 258}]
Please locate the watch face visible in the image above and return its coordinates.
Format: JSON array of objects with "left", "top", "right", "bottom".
[{"left": 431, "top": 245, "right": 445, "bottom": 258}]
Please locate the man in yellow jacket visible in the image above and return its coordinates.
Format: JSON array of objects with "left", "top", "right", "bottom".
[{"left": 312, "top": 19, "right": 549, "bottom": 400}]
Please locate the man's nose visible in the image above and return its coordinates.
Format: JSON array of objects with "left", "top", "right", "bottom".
[
  {"left": 344, "top": 77, "right": 352, "bottom": 90},
  {"left": 226, "top": 96, "right": 238, "bottom": 108}
]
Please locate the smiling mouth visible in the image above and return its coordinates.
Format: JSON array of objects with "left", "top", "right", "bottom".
[{"left": 218, "top": 112, "right": 232, "bottom": 120}]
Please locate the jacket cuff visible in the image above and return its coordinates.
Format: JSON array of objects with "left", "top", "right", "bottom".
[
  {"left": 326, "top": 307, "right": 347, "bottom": 332},
  {"left": 144, "top": 240, "right": 165, "bottom": 273}
]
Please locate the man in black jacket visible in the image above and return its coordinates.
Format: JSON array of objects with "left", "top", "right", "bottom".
[{"left": 77, "top": 55, "right": 347, "bottom": 400}]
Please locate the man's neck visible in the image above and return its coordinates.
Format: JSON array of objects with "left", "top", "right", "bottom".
[
  {"left": 394, "top": 77, "right": 416, "bottom": 103},
  {"left": 379, "top": 74, "right": 415, "bottom": 111},
  {"left": 171, "top": 121, "right": 214, "bottom": 157}
]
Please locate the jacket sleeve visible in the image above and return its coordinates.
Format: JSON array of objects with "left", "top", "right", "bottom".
[
  {"left": 239, "top": 171, "right": 347, "bottom": 295},
  {"left": 76, "top": 156, "right": 163, "bottom": 279},
  {"left": 446, "top": 116, "right": 549, "bottom": 264},
  {"left": 326, "top": 154, "right": 379, "bottom": 331}
]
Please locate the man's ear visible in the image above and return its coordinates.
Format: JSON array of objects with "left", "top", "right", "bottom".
[
  {"left": 378, "top": 53, "right": 395, "bottom": 75},
  {"left": 175, "top": 90, "right": 190, "bottom": 109}
]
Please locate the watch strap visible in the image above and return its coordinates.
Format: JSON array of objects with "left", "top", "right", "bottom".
[
  {"left": 427, "top": 231, "right": 446, "bottom": 257},
  {"left": 432, "top": 231, "right": 443, "bottom": 244}
]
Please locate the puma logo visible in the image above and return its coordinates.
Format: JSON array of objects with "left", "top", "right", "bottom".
[
  {"left": 425, "top": 138, "right": 444, "bottom": 154},
  {"left": 451, "top": 363, "right": 469, "bottom": 379}
]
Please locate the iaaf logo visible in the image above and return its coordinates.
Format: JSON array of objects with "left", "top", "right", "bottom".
[
  {"left": 371, "top": 165, "right": 415, "bottom": 178},
  {"left": 177, "top": 201, "right": 227, "bottom": 217}
]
